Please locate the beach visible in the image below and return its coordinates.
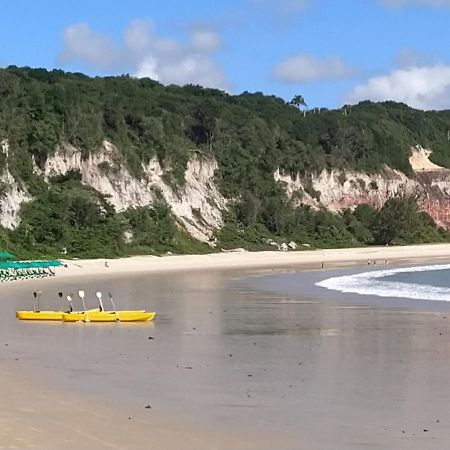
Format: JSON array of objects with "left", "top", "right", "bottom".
[
  {"left": 55, "top": 243, "right": 450, "bottom": 279},
  {"left": 3, "top": 244, "right": 450, "bottom": 449}
]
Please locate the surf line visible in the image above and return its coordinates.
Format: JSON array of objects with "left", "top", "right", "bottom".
[{"left": 316, "top": 264, "right": 450, "bottom": 302}]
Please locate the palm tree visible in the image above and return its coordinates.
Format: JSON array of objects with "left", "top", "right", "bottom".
[{"left": 290, "top": 95, "right": 308, "bottom": 116}]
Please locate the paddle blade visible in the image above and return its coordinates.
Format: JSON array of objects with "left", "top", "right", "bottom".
[
  {"left": 96, "top": 291, "right": 102, "bottom": 300},
  {"left": 78, "top": 290, "right": 85, "bottom": 299}
]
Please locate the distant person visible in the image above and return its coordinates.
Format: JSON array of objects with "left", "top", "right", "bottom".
[{"left": 104, "top": 261, "right": 109, "bottom": 268}]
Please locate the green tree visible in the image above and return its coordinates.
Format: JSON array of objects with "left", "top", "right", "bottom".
[{"left": 290, "top": 94, "right": 307, "bottom": 110}]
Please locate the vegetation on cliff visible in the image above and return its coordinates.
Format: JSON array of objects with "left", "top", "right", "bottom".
[{"left": 0, "top": 66, "right": 449, "bottom": 257}]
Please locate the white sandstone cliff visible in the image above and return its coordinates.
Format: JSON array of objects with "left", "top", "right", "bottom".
[
  {"left": 0, "top": 141, "right": 31, "bottom": 229},
  {"left": 41, "top": 141, "right": 227, "bottom": 243}
]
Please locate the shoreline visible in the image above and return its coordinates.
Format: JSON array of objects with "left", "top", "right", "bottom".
[
  {"left": 4, "top": 244, "right": 450, "bottom": 449},
  {"left": 55, "top": 243, "right": 450, "bottom": 281}
]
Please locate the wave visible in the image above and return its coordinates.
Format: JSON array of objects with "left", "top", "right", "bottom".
[{"left": 315, "top": 264, "right": 450, "bottom": 302}]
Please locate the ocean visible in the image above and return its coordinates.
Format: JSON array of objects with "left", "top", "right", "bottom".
[{"left": 317, "top": 264, "right": 450, "bottom": 302}]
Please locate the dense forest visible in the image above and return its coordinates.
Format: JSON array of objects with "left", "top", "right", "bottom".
[{"left": 0, "top": 66, "right": 450, "bottom": 258}]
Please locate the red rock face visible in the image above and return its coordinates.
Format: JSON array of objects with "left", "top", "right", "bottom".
[
  {"left": 422, "top": 200, "right": 450, "bottom": 229},
  {"left": 337, "top": 172, "right": 450, "bottom": 229},
  {"left": 279, "top": 167, "right": 450, "bottom": 229},
  {"left": 328, "top": 172, "right": 450, "bottom": 228}
]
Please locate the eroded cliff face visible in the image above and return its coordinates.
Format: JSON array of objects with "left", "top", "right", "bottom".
[
  {"left": 39, "top": 141, "right": 227, "bottom": 243},
  {"left": 0, "top": 141, "right": 31, "bottom": 229},
  {"left": 275, "top": 146, "right": 450, "bottom": 229},
  {"left": 2, "top": 139, "right": 450, "bottom": 242}
]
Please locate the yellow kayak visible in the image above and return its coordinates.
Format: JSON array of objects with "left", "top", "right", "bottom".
[
  {"left": 16, "top": 310, "right": 65, "bottom": 321},
  {"left": 16, "top": 309, "right": 99, "bottom": 321},
  {"left": 62, "top": 310, "right": 155, "bottom": 322}
]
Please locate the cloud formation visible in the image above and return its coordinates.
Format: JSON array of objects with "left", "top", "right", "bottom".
[
  {"left": 381, "top": 0, "right": 450, "bottom": 8},
  {"left": 274, "top": 53, "right": 356, "bottom": 83},
  {"left": 59, "top": 24, "right": 118, "bottom": 69},
  {"left": 346, "top": 65, "right": 450, "bottom": 110},
  {"left": 58, "top": 20, "right": 228, "bottom": 90}
]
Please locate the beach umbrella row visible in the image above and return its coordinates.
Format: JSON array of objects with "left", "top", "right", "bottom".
[{"left": 0, "top": 260, "right": 61, "bottom": 282}]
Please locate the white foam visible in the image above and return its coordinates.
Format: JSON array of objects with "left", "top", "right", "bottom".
[{"left": 316, "top": 264, "right": 450, "bottom": 302}]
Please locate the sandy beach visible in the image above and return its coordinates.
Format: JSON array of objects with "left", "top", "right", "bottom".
[
  {"left": 55, "top": 243, "right": 450, "bottom": 280},
  {"left": 3, "top": 244, "right": 450, "bottom": 449}
]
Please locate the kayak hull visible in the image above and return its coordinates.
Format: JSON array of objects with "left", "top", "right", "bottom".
[
  {"left": 16, "top": 311, "right": 64, "bottom": 321},
  {"left": 16, "top": 309, "right": 99, "bottom": 321},
  {"left": 62, "top": 310, "right": 155, "bottom": 322}
]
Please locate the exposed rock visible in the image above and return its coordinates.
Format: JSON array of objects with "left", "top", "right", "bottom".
[
  {"left": 4, "top": 138, "right": 450, "bottom": 243},
  {"left": 0, "top": 140, "right": 31, "bottom": 229},
  {"left": 221, "top": 248, "right": 247, "bottom": 253},
  {"left": 123, "top": 230, "right": 133, "bottom": 244},
  {"left": 409, "top": 145, "right": 445, "bottom": 172},
  {"left": 275, "top": 147, "right": 450, "bottom": 229},
  {"left": 40, "top": 141, "right": 227, "bottom": 243}
]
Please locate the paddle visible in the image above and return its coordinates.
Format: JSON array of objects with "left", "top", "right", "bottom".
[
  {"left": 78, "top": 290, "right": 87, "bottom": 311},
  {"left": 59, "top": 291, "right": 71, "bottom": 312},
  {"left": 32, "top": 291, "right": 40, "bottom": 313},
  {"left": 66, "top": 294, "right": 74, "bottom": 313},
  {"left": 95, "top": 291, "right": 105, "bottom": 312},
  {"left": 108, "top": 292, "right": 118, "bottom": 321},
  {"left": 78, "top": 290, "right": 91, "bottom": 322},
  {"left": 108, "top": 292, "right": 117, "bottom": 311}
]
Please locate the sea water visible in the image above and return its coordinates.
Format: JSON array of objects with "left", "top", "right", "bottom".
[{"left": 317, "top": 264, "right": 450, "bottom": 302}]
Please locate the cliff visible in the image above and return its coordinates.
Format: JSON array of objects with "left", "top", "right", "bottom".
[
  {"left": 3, "top": 138, "right": 450, "bottom": 247},
  {"left": 275, "top": 146, "right": 450, "bottom": 229},
  {"left": 1, "top": 140, "right": 226, "bottom": 243},
  {"left": 1, "top": 67, "right": 450, "bottom": 255}
]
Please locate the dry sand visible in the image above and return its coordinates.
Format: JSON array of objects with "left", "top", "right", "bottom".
[{"left": 56, "top": 243, "right": 450, "bottom": 279}]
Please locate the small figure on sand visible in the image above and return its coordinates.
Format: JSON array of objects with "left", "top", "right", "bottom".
[
  {"left": 367, "top": 260, "right": 371, "bottom": 265},
  {"left": 104, "top": 261, "right": 109, "bottom": 268},
  {"left": 321, "top": 261, "right": 324, "bottom": 269}
]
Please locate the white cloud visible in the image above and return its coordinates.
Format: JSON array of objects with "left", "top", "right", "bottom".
[
  {"left": 59, "top": 23, "right": 118, "bottom": 69},
  {"left": 58, "top": 20, "right": 228, "bottom": 90},
  {"left": 381, "top": 0, "right": 450, "bottom": 7},
  {"left": 274, "top": 53, "right": 356, "bottom": 83},
  {"left": 345, "top": 65, "right": 450, "bottom": 110},
  {"left": 190, "top": 29, "right": 222, "bottom": 51}
]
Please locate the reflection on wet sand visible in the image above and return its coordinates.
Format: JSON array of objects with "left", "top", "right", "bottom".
[{"left": 2, "top": 268, "right": 450, "bottom": 448}]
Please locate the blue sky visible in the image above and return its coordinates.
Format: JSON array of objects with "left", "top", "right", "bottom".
[{"left": 2, "top": 0, "right": 450, "bottom": 109}]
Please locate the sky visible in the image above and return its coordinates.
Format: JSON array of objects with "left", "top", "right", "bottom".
[{"left": 2, "top": 0, "right": 450, "bottom": 110}]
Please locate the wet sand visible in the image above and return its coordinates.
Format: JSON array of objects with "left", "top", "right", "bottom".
[
  {"left": 0, "top": 366, "right": 268, "bottom": 450},
  {"left": 4, "top": 249, "right": 450, "bottom": 448}
]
